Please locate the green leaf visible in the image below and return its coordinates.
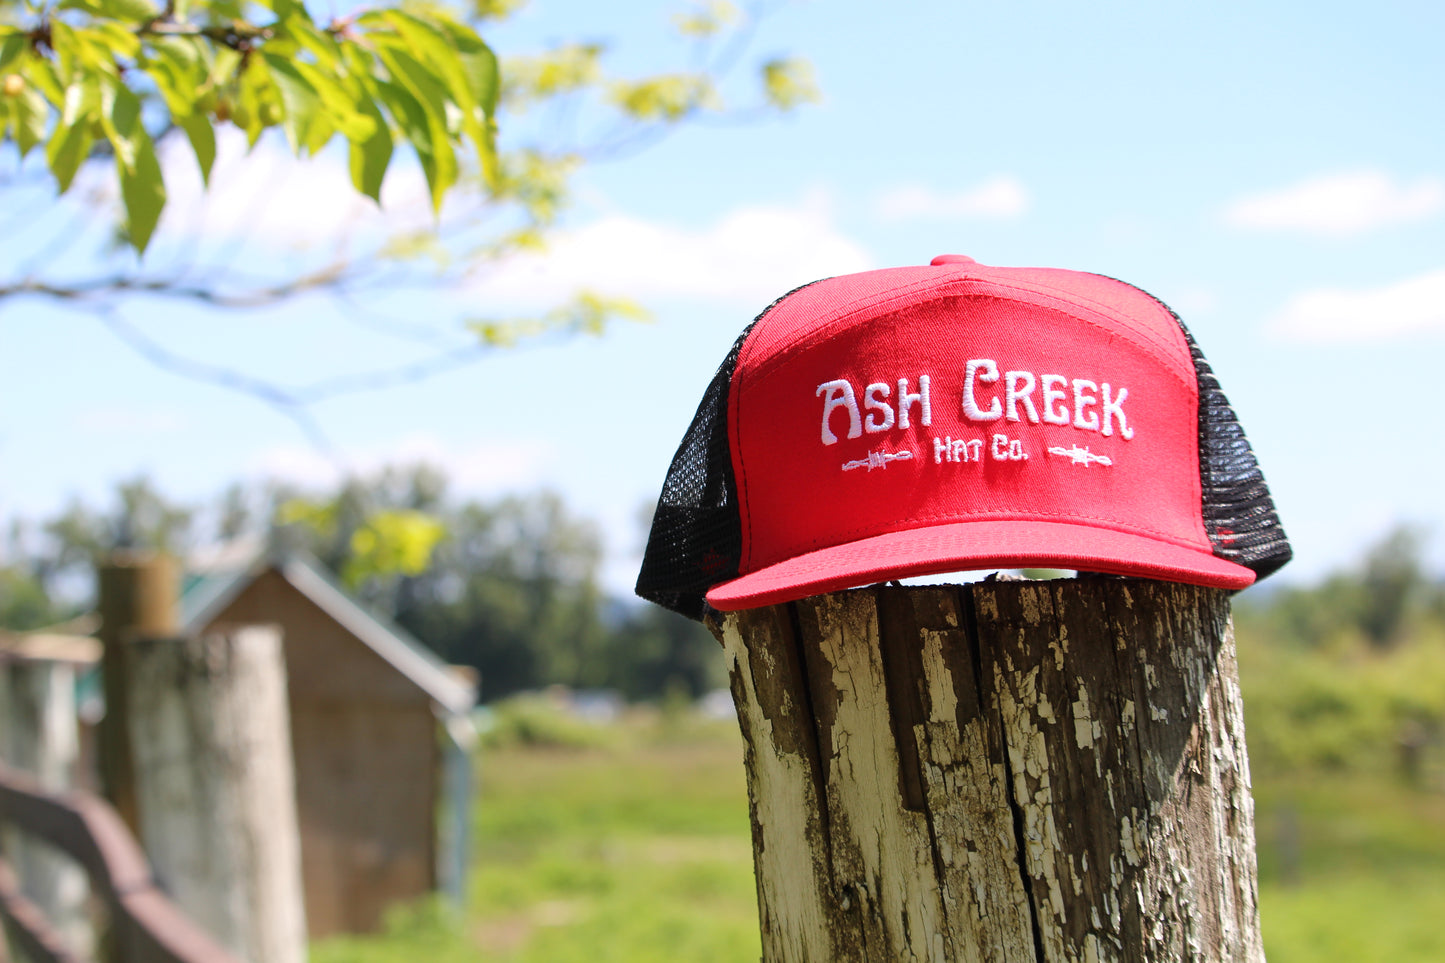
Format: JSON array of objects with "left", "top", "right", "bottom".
[
  {"left": 45, "top": 77, "right": 100, "bottom": 191},
  {"left": 372, "top": 78, "right": 447, "bottom": 208},
  {"left": 12, "top": 86, "right": 48, "bottom": 157},
  {"left": 378, "top": 11, "right": 493, "bottom": 168},
  {"left": 432, "top": 17, "right": 499, "bottom": 177},
  {"left": 98, "top": 78, "right": 137, "bottom": 167},
  {"left": 140, "top": 56, "right": 187, "bottom": 117},
  {"left": 262, "top": 52, "right": 322, "bottom": 154},
  {"left": 0, "top": 34, "right": 25, "bottom": 75},
  {"left": 348, "top": 89, "right": 392, "bottom": 202},
  {"left": 209, "top": 46, "right": 241, "bottom": 87},
  {"left": 62, "top": 0, "right": 161, "bottom": 19},
  {"left": 346, "top": 509, "right": 445, "bottom": 582},
  {"left": 45, "top": 113, "right": 94, "bottom": 193},
  {"left": 48, "top": 22, "right": 79, "bottom": 80},
  {"left": 291, "top": 60, "right": 374, "bottom": 142},
  {"left": 114, "top": 133, "right": 164, "bottom": 252},
  {"left": 280, "top": 11, "right": 341, "bottom": 71},
  {"left": 373, "top": 46, "right": 457, "bottom": 210},
  {"left": 179, "top": 110, "right": 215, "bottom": 185},
  {"left": 261, "top": 0, "right": 300, "bottom": 21},
  {"left": 379, "top": 11, "right": 471, "bottom": 104},
  {"left": 235, "top": 58, "right": 269, "bottom": 146},
  {"left": 144, "top": 37, "right": 207, "bottom": 117},
  {"left": 441, "top": 24, "right": 499, "bottom": 117},
  {"left": 372, "top": 78, "right": 428, "bottom": 147},
  {"left": 26, "top": 59, "right": 67, "bottom": 108},
  {"left": 89, "top": 22, "right": 141, "bottom": 60},
  {"left": 99, "top": 81, "right": 165, "bottom": 252},
  {"left": 672, "top": 0, "right": 738, "bottom": 38},
  {"left": 761, "top": 57, "right": 821, "bottom": 110}
]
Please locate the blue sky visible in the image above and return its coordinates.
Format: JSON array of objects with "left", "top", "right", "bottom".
[{"left": 2, "top": 0, "right": 1443, "bottom": 594}]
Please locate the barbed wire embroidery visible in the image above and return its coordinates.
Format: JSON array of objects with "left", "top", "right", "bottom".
[
  {"left": 843, "top": 450, "right": 915, "bottom": 472},
  {"left": 1048, "top": 444, "right": 1113, "bottom": 467}
]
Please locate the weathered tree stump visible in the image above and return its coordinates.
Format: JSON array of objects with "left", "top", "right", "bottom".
[
  {"left": 712, "top": 578, "right": 1263, "bottom": 963},
  {"left": 125, "top": 624, "right": 308, "bottom": 963}
]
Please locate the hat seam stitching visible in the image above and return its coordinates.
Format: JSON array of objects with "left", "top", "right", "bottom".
[
  {"left": 736, "top": 271, "right": 965, "bottom": 373},
  {"left": 743, "top": 291, "right": 1196, "bottom": 394}
]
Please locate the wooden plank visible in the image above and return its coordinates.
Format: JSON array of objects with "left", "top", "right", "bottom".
[
  {"left": 0, "top": 855, "right": 84, "bottom": 963},
  {"left": 0, "top": 762, "right": 242, "bottom": 963},
  {"left": 126, "top": 627, "right": 307, "bottom": 963},
  {"left": 0, "top": 656, "right": 92, "bottom": 956}
]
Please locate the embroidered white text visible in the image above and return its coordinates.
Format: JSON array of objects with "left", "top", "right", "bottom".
[
  {"left": 963, "top": 359, "right": 1133, "bottom": 438},
  {"left": 817, "top": 375, "right": 932, "bottom": 445}
]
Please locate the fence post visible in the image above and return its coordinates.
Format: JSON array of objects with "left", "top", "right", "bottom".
[
  {"left": 125, "top": 625, "right": 308, "bottom": 963},
  {"left": 97, "top": 552, "right": 180, "bottom": 837},
  {"left": 714, "top": 578, "right": 1263, "bottom": 962},
  {"left": 0, "top": 656, "right": 92, "bottom": 958}
]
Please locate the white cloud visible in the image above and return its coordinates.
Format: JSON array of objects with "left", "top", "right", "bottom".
[
  {"left": 1269, "top": 268, "right": 1445, "bottom": 342},
  {"left": 85, "top": 127, "right": 434, "bottom": 248},
  {"left": 250, "top": 435, "right": 558, "bottom": 493},
  {"left": 90, "top": 130, "right": 871, "bottom": 301},
  {"left": 1223, "top": 171, "right": 1445, "bottom": 237},
  {"left": 465, "top": 193, "right": 873, "bottom": 307},
  {"left": 873, "top": 176, "right": 1031, "bottom": 221}
]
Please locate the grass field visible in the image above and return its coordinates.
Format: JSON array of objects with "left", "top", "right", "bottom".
[{"left": 312, "top": 709, "right": 1445, "bottom": 962}]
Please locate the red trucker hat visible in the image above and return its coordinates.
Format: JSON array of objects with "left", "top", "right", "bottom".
[{"left": 637, "top": 256, "right": 1291, "bottom": 619}]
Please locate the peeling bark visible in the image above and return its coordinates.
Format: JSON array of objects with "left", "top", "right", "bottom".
[{"left": 713, "top": 579, "right": 1263, "bottom": 963}]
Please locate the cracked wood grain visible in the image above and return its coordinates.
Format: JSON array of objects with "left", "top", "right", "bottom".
[{"left": 713, "top": 579, "right": 1264, "bottom": 963}]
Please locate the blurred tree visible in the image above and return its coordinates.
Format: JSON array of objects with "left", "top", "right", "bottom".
[
  {"left": 1235, "top": 524, "right": 1435, "bottom": 652},
  {"left": 43, "top": 476, "right": 192, "bottom": 572},
  {"left": 274, "top": 468, "right": 613, "bottom": 697},
  {"left": 600, "top": 602, "right": 723, "bottom": 700},
  {"left": 0, "top": 475, "right": 192, "bottom": 624},
  {"left": 0, "top": 0, "right": 817, "bottom": 447},
  {"left": 0, "top": 562, "right": 63, "bottom": 628},
  {"left": 1357, "top": 525, "right": 1429, "bottom": 648},
  {"left": 396, "top": 492, "right": 611, "bottom": 697}
]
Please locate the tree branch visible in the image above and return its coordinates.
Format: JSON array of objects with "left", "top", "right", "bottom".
[
  {"left": 0, "top": 264, "right": 355, "bottom": 309},
  {"left": 91, "top": 305, "right": 341, "bottom": 459}
]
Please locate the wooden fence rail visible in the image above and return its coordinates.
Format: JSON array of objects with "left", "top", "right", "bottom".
[{"left": 0, "top": 761, "right": 241, "bottom": 963}]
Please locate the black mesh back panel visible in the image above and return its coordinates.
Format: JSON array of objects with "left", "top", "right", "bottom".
[
  {"left": 1105, "top": 280, "right": 1292, "bottom": 579},
  {"left": 1176, "top": 319, "right": 1293, "bottom": 578},
  {"left": 636, "top": 282, "right": 824, "bottom": 619}
]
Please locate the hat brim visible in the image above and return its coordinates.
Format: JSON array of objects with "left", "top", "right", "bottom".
[{"left": 704, "top": 519, "right": 1255, "bottom": 611}]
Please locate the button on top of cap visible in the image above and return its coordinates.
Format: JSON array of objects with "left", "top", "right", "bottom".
[{"left": 930, "top": 254, "right": 976, "bottom": 266}]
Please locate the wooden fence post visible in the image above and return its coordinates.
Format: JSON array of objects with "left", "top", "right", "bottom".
[
  {"left": 125, "top": 625, "right": 308, "bottom": 963},
  {"left": 0, "top": 657, "right": 92, "bottom": 958},
  {"left": 97, "top": 552, "right": 180, "bottom": 837},
  {"left": 713, "top": 578, "right": 1263, "bottom": 963}
]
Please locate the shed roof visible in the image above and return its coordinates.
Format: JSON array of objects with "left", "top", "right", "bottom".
[{"left": 183, "top": 553, "right": 476, "bottom": 716}]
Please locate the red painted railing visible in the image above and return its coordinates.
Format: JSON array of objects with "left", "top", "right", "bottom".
[{"left": 0, "top": 762, "right": 241, "bottom": 963}]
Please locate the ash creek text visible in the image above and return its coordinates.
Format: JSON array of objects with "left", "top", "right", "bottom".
[{"left": 814, "top": 360, "right": 1135, "bottom": 446}]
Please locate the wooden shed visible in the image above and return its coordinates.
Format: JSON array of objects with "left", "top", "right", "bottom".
[{"left": 181, "top": 554, "right": 476, "bottom": 937}]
